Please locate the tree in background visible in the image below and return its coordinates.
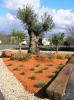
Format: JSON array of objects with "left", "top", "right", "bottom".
[
  {"left": 17, "top": 6, "right": 54, "bottom": 54},
  {"left": 66, "top": 24, "right": 74, "bottom": 46},
  {"left": 52, "top": 33, "right": 64, "bottom": 53},
  {"left": 11, "top": 29, "right": 25, "bottom": 53}
]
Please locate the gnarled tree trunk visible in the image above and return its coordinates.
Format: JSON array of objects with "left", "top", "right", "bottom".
[{"left": 28, "top": 32, "right": 39, "bottom": 54}]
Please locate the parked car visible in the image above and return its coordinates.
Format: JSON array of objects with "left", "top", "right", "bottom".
[
  {"left": 0, "top": 40, "right": 2, "bottom": 44},
  {"left": 21, "top": 40, "right": 27, "bottom": 45}
]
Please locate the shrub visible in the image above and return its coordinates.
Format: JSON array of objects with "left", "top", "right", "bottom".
[
  {"left": 35, "top": 82, "right": 45, "bottom": 88},
  {"left": 7, "top": 63, "right": 12, "bottom": 66},
  {"left": 48, "top": 54, "right": 55, "bottom": 59},
  {"left": 65, "top": 54, "right": 71, "bottom": 59},
  {"left": 43, "top": 67, "right": 48, "bottom": 70},
  {"left": 29, "top": 74, "right": 36, "bottom": 80},
  {"left": 53, "top": 70, "right": 59, "bottom": 75},
  {"left": 19, "top": 64, "right": 24, "bottom": 67},
  {"left": 13, "top": 67, "right": 19, "bottom": 70},
  {"left": 10, "top": 53, "right": 32, "bottom": 60},
  {"left": 35, "top": 64, "right": 40, "bottom": 67},
  {"left": 35, "top": 53, "right": 48, "bottom": 61},
  {"left": 47, "top": 74, "right": 56, "bottom": 79},
  {"left": 58, "top": 65, "right": 64, "bottom": 70},
  {"left": 47, "top": 64, "right": 53, "bottom": 66},
  {"left": 20, "top": 71, "right": 26, "bottom": 75},
  {"left": 56, "top": 55, "right": 64, "bottom": 59},
  {"left": 29, "top": 67, "right": 35, "bottom": 71},
  {"left": 35, "top": 69, "right": 43, "bottom": 73}
]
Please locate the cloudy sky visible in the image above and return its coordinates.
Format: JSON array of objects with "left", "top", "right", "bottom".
[{"left": 0, "top": 0, "right": 74, "bottom": 35}]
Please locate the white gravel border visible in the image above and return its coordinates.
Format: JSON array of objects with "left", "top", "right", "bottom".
[{"left": 0, "top": 58, "right": 49, "bottom": 100}]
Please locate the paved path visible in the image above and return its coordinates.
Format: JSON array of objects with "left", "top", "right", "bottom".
[
  {"left": 0, "top": 58, "right": 48, "bottom": 100},
  {"left": 63, "top": 68, "right": 74, "bottom": 100},
  {"left": 0, "top": 91, "right": 5, "bottom": 100}
]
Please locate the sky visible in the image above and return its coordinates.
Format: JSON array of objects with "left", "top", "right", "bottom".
[{"left": 0, "top": 0, "right": 74, "bottom": 35}]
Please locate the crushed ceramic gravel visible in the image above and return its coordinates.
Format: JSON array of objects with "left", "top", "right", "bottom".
[{"left": 0, "top": 58, "right": 49, "bottom": 100}]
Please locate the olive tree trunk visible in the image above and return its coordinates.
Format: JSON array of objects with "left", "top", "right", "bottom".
[{"left": 28, "top": 32, "right": 39, "bottom": 54}]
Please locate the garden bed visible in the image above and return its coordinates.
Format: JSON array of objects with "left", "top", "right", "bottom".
[{"left": 3, "top": 51, "right": 71, "bottom": 96}]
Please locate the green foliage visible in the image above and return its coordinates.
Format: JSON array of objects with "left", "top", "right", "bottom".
[
  {"left": 13, "top": 67, "right": 19, "bottom": 71},
  {"left": 29, "top": 74, "right": 36, "bottom": 80},
  {"left": 52, "top": 33, "right": 64, "bottom": 52},
  {"left": 7, "top": 64, "right": 12, "bottom": 66},
  {"left": 11, "top": 29, "right": 25, "bottom": 43},
  {"left": 20, "top": 71, "right": 26, "bottom": 75},
  {"left": 35, "top": 82, "right": 45, "bottom": 88},
  {"left": 29, "top": 67, "right": 35, "bottom": 71},
  {"left": 47, "top": 74, "right": 56, "bottom": 79},
  {"left": 35, "top": 64, "right": 40, "bottom": 67},
  {"left": 65, "top": 54, "right": 71, "bottom": 59},
  {"left": 43, "top": 67, "right": 48, "bottom": 70},
  {"left": 58, "top": 65, "right": 64, "bottom": 70},
  {"left": 19, "top": 64, "right": 25, "bottom": 67},
  {"left": 47, "top": 64, "right": 53, "bottom": 66},
  {"left": 10, "top": 53, "right": 32, "bottom": 60},
  {"left": 17, "top": 6, "right": 54, "bottom": 37},
  {"left": 56, "top": 55, "right": 64, "bottom": 59},
  {"left": 35, "top": 69, "right": 43, "bottom": 73}
]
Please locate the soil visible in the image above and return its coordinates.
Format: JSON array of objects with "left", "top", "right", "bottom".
[{"left": 3, "top": 52, "right": 70, "bottom": 94}]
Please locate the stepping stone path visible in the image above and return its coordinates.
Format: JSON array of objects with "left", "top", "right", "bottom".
[{"left": 0, "top": 58, "right": 49, "bottom": 100}]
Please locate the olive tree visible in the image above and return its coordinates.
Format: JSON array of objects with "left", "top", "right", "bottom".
[
  {"left": 11, "top": 29, "right": 25, "bottom": 53},
  {"left": 52, "top": 33, "right": 64, "bottom": 53},
  {"left": 17, "top": 6, "right": 54, "bottom": 54}
]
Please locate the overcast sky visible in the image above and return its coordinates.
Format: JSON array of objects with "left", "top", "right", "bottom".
[{"left": 0, "top": 0, "right": 74, "bottom": 35}]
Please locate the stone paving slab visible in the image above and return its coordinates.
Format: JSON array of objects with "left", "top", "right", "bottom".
[
  {"left": 0, "top": 58, "right": 49, "bottom": 100},
  {"left": 0, "top": 91, "right": 5, "bottom": 100},
  {"left": 63, "top": 68, "right": 74, "bottom": 100}
]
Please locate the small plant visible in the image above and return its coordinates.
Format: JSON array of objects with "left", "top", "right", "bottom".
[
  {"left": 47, "top": 64, "right": 53, "bottom": 66},
  {"left": 58, "top": 65, "right": 64, "bottom": 70},
  {"left": 29, "top": 67, "right": 35, "bottom": 71},
  {"left": 56, "top": 55, "right": 64, "bottom": 59},
  {"left": 13, "top": 67, "right": 19, "bottom": 71},
  {"left": 48, "top": 54, "right": 55, "bottom": 59},
  {"left": 65, "top": 55, "right": 71, "bottom": 59},
  {"left": 43, "top": 67, "right": 48, "bottom": 70},
  {"left": 47, "top": 74, "right": 56, "bottom": 79},
  {"left": 19, "top": 64, "right": 24, "bottom": 67},
  {"left": 10, "top": 53, "right": 32, "bottom": 61},
  {"left": 35, "top": 69, "right": 43, "bottom": 73},
  {"left": 53, "top": 70, "right": 59, "bottom": 75},
  {"left": 29, "top": 74, "right": 36, "bottom": 80},
  {"left": 35, "top": 82, "right": 45, "bottom": 88},
  {"left": 7, "top": 63, "right": 12, "bottom": 66},
  {"left": 35, "top": 64, "right": 40, "bottom": 67},
  {"left": 20, "top": 71, "right": 26, "bottom": 75}
]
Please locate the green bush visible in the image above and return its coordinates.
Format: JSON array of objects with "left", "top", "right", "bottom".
[
  {"left": 65, "top": 55, "right": 71, "bottom": 59},
  {"left": 35, "top": 82, "right": 45, "bottom": 88},
  {"left": 35, "top": 64, "right": 40, "bottom": 67},
  {"left": 29, "top": 74, "right": 36, "bottom": 80},
  {"left": 7, "top": 63, "right": 12, "bottom": 66},
  {"left": 56, "top": 55, "right": 64, "bottom": 59},
  {"left": 19, "top": 64, "right": 24, "bottom": 67},
  {"left": 58, "top": 65, "right": 64, "bottom": 70},
  {"left": 10, "top": 53, "right": 32, "bottom": 61},
  {"left": 29, "top": 67, "right": 35, "bottom": 71},
  {"left": 20, "top": 71, "right": 26, "bottom": 75},
  {"left": 35, "top": 69, "right": 43, "bottom": 73},
  {"left": 43, "top": 67, "right": 48, "bottom": 70},
  {"left": 13, "top": 67, "right": 19, "bottom": 70},
  {"left": 47, "top": 64, "right": 53, "bottom": 66},
  {"left": 53, "top": 70, "right": 59, "bottom": 74},
  {"left": 47, "top": 74, "right": 56, "bottom": 79}
]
